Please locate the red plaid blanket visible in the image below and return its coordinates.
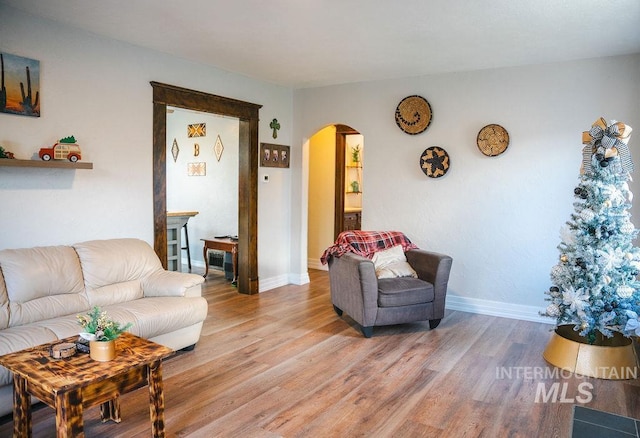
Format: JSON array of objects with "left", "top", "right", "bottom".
[{"left": 320, "top": 230, "right": 418, "bottom": 265}]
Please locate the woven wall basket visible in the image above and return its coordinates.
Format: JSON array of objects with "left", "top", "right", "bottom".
[
  {"left": 395, "top": 95, "right": 432, "bottom": 135},
  {"left": 420, "top": 146, "right": 450, "bottom": 178},
  {"left": 477, "top": 124, "right": 509, "bottom": 156}
]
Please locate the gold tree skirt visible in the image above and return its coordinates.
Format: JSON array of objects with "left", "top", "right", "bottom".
[{"left": 543, "top": 325, "right": 639, "bottom": 380}]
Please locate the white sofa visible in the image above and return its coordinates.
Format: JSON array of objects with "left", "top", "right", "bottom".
[{"left": 0, "top": 238, "right": 207, "bottom": 417}]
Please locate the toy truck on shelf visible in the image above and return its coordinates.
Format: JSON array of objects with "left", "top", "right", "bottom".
[{"left": 39, "top": 136, "right": 82, "bottom": 162}]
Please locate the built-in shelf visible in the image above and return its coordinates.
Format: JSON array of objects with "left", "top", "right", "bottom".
[{"left": 0, "top": 159, "right": 93, "bottom": 169}]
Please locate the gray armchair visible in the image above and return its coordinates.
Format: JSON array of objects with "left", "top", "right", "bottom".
[{"left": 327, "top": 249, "right": 453, "bottom": 337}]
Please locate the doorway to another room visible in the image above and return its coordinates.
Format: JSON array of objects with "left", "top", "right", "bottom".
[
  {"left": 307, "top": 124, "right": 364, "bottom": 270},
  {"left": 165, "top": 107, "right": 239, "bottom": 280},
  {"left": 151, "top": 82, "right": 261, "bottom": 295}
]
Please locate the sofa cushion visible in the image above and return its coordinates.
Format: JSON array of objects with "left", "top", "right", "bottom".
[
  {"left": 377, "top": 277, "right": 434, "bottom": 307},
  {"left": 85, "top": 280, "right": 144, "bottom": 308},
  {"left": 0, "top": 246, "right": 88, "bottom": 327},
  {"left": 0, "top": 325, "right": 59, "bottom": 387},
  {"left": 143, "top": 270, "right": 205, "bottom": 297},
  {"left": 74, "top": 238, "right": 163, "bottom": 288},
  {"left": 74, "top": 238, "right": 163, "bottom": 305},
  {"left": 105, "top": 296, "right": 208, "bottom": 340}
]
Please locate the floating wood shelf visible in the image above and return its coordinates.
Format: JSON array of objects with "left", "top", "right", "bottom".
[{"left": 0, "top": 159, "right": 93, "bottom": 169}]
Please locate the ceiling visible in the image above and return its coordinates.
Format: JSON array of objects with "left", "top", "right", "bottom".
[{"left": 3, "top": 0, "right": 640, "bottom": 89}]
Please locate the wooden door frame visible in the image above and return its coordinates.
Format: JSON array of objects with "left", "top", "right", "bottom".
[
  {"left": 151, "top": 82, "right": 261, "bottom": 294},
  {"left": 333, "top": 124, "right": 360, "bottom": 240}
]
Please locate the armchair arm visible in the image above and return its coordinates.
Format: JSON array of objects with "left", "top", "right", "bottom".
[
  {"left": 327, "top": 253, "right": 379, "bottom": 327},
  {"left": 142, "top": 270, "right": 205, "bottom": 298},
  {"left": 406, "top": 249, "right": 453, "bottom": 318}
]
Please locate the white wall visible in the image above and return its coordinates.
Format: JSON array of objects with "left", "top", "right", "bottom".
[
  {"left": 0, "top": 6, "right": 293, "bottom": 290},
  {"left": 166, "top": 108, "right": 238, "bottom": 266},
  {"left": 292, "top": 54, "right": 640, "bottom": 321}
]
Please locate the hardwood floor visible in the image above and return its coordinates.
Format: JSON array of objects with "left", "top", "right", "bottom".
[{"left": 1, "top": 269, "right": 639, "bottom": 437}]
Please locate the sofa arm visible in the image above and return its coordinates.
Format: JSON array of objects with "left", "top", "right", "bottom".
[
  {"left": 406, "top": 249, "right": 453, "bottom": 317},
  {"left": 328, "top": 253, "right": 379, "bottom": 327},
  {"left": 143, "top": 270, "right": 205, "bottom": 297}
]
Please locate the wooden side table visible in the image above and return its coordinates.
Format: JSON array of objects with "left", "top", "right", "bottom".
[
  {"left": 201, "top": 237, "right": 238, "bottom": 284},
  {"left": 0, "top": 333, "right": 174, "bottom": 437}
]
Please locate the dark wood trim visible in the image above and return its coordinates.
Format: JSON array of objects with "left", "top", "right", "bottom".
[
  {"left": 151, "top": 82, "right": 262, "bottom": 295},
  {"left": 333, "top": 125, "right": 360, "bottom": 240},
  {"left": 333, "top": 129, "right": 346, "bottom": 240}
]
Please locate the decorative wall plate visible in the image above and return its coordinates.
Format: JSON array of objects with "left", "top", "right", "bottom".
[
  {"left": 477, "top": 124, "right": 509, "bottom": 156},
  {"left": 214, "top": 135, "right": 224, "bottom": 161},
  {"left": 187, "top": 123, "right": 206, "bottom": 138},
  {"left": 171, "top": 138, "right": 179, "bottom": 162},
  {"left": 395, "top": 95, "right": 432, "bottom": 135},
  {"left": 420, "top": 146, "right": 450, "bottom": 178}
]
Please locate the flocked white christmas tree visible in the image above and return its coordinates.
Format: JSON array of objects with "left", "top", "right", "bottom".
[{"left": 543, "top": 118, "right": 640, "bottom": 343}]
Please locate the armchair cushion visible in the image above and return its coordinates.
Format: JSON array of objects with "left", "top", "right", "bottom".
[{"left": 378, "top": 277, "right": 434, "bottom": 307}]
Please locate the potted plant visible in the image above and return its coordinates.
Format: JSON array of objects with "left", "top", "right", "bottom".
[
  {"left": 351, "top": 145, "right": 361, "bottom": 164},
  {"left": 77, "top": 306, "right": 132, "bottom": 361}
]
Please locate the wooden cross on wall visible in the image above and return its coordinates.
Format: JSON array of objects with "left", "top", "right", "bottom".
[{"left": 270, "top": 118, "right": 280, "bottom": 139}]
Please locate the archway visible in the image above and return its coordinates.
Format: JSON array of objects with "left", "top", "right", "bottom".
[{"left": 307, "top": 124, "right": 363, "bottom": 270}]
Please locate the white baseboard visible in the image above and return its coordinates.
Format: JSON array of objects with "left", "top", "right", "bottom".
[
  {"left": 289, "top": 272, "right": 311, "bottom": 286},
  {"left": 258, "top": 274, "right": 290, "bottom": 293},
  {"left": 307, "top": 258, "right": 327, "bottom": 271},
  {"left": 199, "top": 259, "right": 553, "bottom": 325},
  {"left": 446, "top": 294, "right": 554, "bottom": 324}
]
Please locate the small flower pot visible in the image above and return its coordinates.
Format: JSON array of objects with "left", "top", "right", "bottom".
[{"left": 89, "top": 340, "right": 116, "bottom": 362}]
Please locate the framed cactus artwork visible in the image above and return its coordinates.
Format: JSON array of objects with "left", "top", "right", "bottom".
[{"left": 0, "top": 52, "right": 40, "bottom": 117}]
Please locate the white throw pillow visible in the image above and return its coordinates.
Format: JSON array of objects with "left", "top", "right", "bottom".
[{"left": 371, "top": 245, "right": 418, "bottom": 279}]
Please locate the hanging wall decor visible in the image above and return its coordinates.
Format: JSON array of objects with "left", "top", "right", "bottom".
[
  {"left": 193, "top": 143, "right": 200, "bottom": 157},
  {"left": 260, "top": 143, "right": 290, "bottom": 168},
  {"left": 187, "top": 162, "right": 206, "bottom": 176},
  {"left": 477, "top": 124, "right": 509, "bottom": 157},
  {"left": 270, "top": 118, "right": 280, "bottom": 139},
  {"left": 171, "top": 138, "right": 179, "bottom": 162},
  {"left": 395, "top": 95, "right": 432, "bottom": 135},
  {"left": 187, "top": 123, "right": 206, "bottom": 138},
  {"left": 0, "top": 52, "right": 40, "bottom": 117},
  {"left": 214, "top": 135, "right": 224, "bottom": 161},
  {"left": 420, "top": 146, "right": 450, "bottom": 178}
]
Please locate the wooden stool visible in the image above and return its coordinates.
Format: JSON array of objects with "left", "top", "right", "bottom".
[{"left": 182, "top": 222, "right": 192, "bottom": 271}]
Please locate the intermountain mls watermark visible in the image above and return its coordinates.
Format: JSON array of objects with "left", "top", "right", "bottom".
[{"left": 495, "top": 366, "right": 637, "bottom": 403}]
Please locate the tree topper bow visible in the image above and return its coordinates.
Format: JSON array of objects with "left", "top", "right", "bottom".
[{"left": 581, "top": 117, "right": 633, "bottom": 174}]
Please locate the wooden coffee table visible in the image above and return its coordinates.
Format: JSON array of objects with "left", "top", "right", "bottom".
[{"left": 0, "top": 332, "right": 174, "bottom": 437}]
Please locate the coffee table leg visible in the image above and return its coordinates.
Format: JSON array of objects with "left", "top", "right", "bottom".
[
  {"left": 100, "top": 397, "right": 122, "bottom": 423},
  {"left": 148, "top": 360, "right": 166, "bottom": 438},
  {"left": 55, "top": 389, "right": 84, "bottom": 438},
  {"left": 13, "top": 374, "right": 31, "bottom": 437}
]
